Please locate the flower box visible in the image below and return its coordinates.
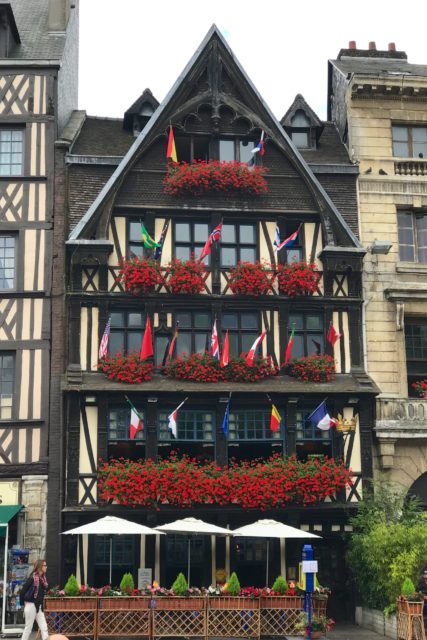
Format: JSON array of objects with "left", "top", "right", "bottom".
[
  {"left": 285, "top": 354, "right": 336, "bottom": 383},
  {"left": 166, "top": 258, "right": 206, "bottom": 294},
  {"left": 118, "top": 257, "right": 163, "bottom": 295},
  {"left": 152, "top": 597, "right": 206, "bottom": 639},
  {"left": 228, "top": 261, "right": 274, "bottom": 296},
  {"left": 277, "top": 261, "right": 320, "bottom": 297},
  {"left": 399, "top": 599, "right": 424, "bottom": 615},
  {"left": 163, "top": 161, "right": 268, "bottom": 196},
  {"left": 151, "top": 596, "right": 206, "bottom": 610},
  {"left": 260, "top": 595, "right": 304, "bottom": 609},
  {"left": 97, "top": 596, "right": 151, "bottom": 638},
  {"left": 98, "top": 353, "right": 154, "bottom": 383},
  {"left": 208, "top": 597, "right": 260, "bottom": 639},
  {"left": 163, "top": 353, "right": 277, "bottom": 384},
  {"left": 98, "top": 596, "right": 151, "bottom": 609},
  {"left": 411, "top": 379, "right": 427, "bottom": 398},
  {"left": 44, "top": 597, "right": 97, "bottom": 638},
  {"left": 208, "top": 596, "right": 259, "bottom": 610},
  {"left": 44, "top": 597, "right": 97, "bottom": 611}
]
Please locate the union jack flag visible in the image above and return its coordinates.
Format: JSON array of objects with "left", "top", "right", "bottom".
[
  {"left": 211, "top": 318, "right": 220, "bottom": 360},
  {"left": 98, "top": 317, "right": 111, "bottom": 360},
  {"left": 198, "top": 223, "right": 222, "bottom": 262}
]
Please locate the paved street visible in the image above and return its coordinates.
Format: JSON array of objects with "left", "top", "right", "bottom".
[{"left": 331, "top": 624, "right": 387, "bottom": 639}]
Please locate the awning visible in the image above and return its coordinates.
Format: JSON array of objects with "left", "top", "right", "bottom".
[{"left": 0, "top": 505, "right": 23, "bottom": 526}]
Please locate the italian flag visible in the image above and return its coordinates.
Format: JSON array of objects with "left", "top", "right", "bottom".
[
  {"left": 284, "top": 326, "right": 295, "bottom": 364},
  {"left": 126, "top": 397, "right": 143, "bottom": 440},
  {"left": 270, "top": 404, "right": 282, "bottom": 433}
]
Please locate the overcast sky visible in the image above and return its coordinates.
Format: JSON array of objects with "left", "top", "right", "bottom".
[{"left": 79, "top": 0, "right": 426, "bottom": 122}]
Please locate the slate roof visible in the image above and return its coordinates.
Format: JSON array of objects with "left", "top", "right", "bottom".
[
  {"left": 68, "top": 164, "right": 116, "bottom": 232},
  {"left": 70, "top": 117, "right": 134, "bottom": 156},
  {"left": 331, "top": 56, "right": 427, "bottom": 78},
  {"left": 4, "top": 0, "right": 68, "bottom": 60},
  {"left": 299, "top": 122, "right": 353, "bottom": 165}
]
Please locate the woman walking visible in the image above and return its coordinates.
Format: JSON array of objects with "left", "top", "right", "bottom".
[{"left": 19, "top": 559, "right": 49, "bottom": 640}]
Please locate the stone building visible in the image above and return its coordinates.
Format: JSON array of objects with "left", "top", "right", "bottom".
[
  {"left": 0, "top": 0, "right": 78, "bottom": 630},
  {"left": 328, "top": 42, "right": 427, "bottom": 505},
  {"left": 53, "top": 26, "right": 379, "bottom": 619}
]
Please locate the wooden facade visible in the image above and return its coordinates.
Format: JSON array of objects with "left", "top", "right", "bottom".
[{"left": 58, "top": 27, "right": 377, "bottom": 619}]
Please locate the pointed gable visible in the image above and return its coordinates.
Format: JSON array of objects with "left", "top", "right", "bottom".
[
  {"left": 68, "top": 25, "right": 363, "bottom": 255},
  {"left": 281, "top": 94, "right": 324, "bottom": 149},
  {"left": 123, "top": 88, "right": 160, "bottom": 135}
]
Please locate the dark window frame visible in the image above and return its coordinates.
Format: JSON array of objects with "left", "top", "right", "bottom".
[
  {"left": 108, "top": 309, "right": 146, "bottom": 356},
  {"left": 107, "top": 405, "right": 145, "bottom": 441},
  {"left": 392, "top": 124, "right": 427, "bottom": 158},
  {"left": 0, "top": 233, "right": 17, "bottom": 290},
  {"left": 397, "top": 210, "right": 427, "bottom": 263},
  {"left": 173, "top": 220, "right": 211, "bottom": 264},
  {"left": 158, "top": 408, "right": 215, "bottom": 442},
  {"left": 0, "top": 352, "right": 14, "bottom": 421},
  {"left": 288, "top": 312, "right": 324, "bottom": 359},
  {"left": 228, "top": 409, "right": 283, "bottom": 441},
  {"left": 173, "top": 309, "right": 212, "bottom": 357},
  {"left": 220, "top": 222, "right": 258, "bottom": 267},
  {"left": 295, "top": 407, "right": 333, "bottom": 443},
  {"left": 221, "top": 310, "right": 261, "bottom": 356}
]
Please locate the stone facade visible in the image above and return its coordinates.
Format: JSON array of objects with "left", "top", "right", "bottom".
[{"left": 21, "top": 476, "right": 48, "bottom": 565}]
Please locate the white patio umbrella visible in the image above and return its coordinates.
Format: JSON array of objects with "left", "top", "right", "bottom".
[
  {"left": 62, "top": 515, "right": 164, "bottom": 584},
  {"left": 155, "top": 517, "right": 233, "bottom": 585},
  {"left": 232, "top": 519, "right": 321, "bottom": 586}
]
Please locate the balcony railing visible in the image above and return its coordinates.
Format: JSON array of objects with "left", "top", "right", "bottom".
[
  {"left": 376, "top": 397, "right": 427, "bottom": 426},
  {"left": 394, "top": 160, "right": 427, "bottom": 176}
]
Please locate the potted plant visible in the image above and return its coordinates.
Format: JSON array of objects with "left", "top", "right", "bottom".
[
  {"left": 97, "top": 352, "right": 154, "bottom": 383},
  {"left": 163, "top": 353, "right": 277, "bottom": 384},
  {"left": 166, "top": 257, "right": 206, "bottom": 294},
  {"left": 163, "top": 160, "right": 268, "bottom": 196},
  {"left": 295, "top": 612, "right": 335, "bottom": 638},
  {"left": 411, "top": 379, "right": 427, "bottom": 398},
  {"left": 118, "top": 256, "right": 163, "bottom": 295},
  {"left": 277, "top": 261, "right": 320, "bottom": 297},
  {"left": 260, "top": 577, "right": 304, "bottom": 610},
  {"left": 228, "top": 261, "right": 274, "bottom": 296},
  {"left": 285, "top": 354, "right": 336, "bottom": 383},
  {"left": 398, "top": 578, "right": 424, "bottom": 614}
]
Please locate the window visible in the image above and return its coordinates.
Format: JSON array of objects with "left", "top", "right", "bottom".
[
  {"left": 0, "top": 353, "right": 14, "bottom": 419},
  {"left": 221, "top": 223, "right": 257, "bottom": 267},
  {"left": 398, "top": 211, "right": 427, "bottom": 263},
  {"left": 0, "top": 130, "right": 23, "bottom": 175},
  {"left": 392, "top": 125, "right": 427, "bottom": 158},
  {"left": 158, "top": 409, "right": 214, "bottom": 441},
  {"left": 228, "top": 410, "right": 281, "bottom": 441},
  {"left": 288, "top": 313, "right": 324, "bottom": 359},
  {"left": 175, "top": 135, "right": 210, "bottom": 163},
  {"left": 219, "top": 138, "right": 255, "bottom": 162},
  {"left": 405, "top": 319, "right": 427, "bottom": 395},
  {"left": 175, "top": 310, "right": 211, "bottom": 356},
  {"left": 174, "top": 221, "right": 210, "bottom": 263},
  {"left": 0, "top": 235, "right": 16, "bottom": 289},
  {"left": 295, "top": 406, "right": 332, "bottom": 460},
  {"left": 108, "top": 406, "right": 144, "bottom": 441},
  {"left": 128, "top": 220, "right": 144, "bottom": 257},
  {"left": 222, "top": 311, "right": 260, "bottom": 356},
  {"left": 290, "top": 111, "right": 311, "bottom": 149},
  {"left": 109, "top": 311, "right": 145, "bottom": 355},
  {"left": 282, "top": 223, "right": 303, "bottom": 263}
]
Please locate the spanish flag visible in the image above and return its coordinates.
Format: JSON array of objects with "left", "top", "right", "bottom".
[
  {"left": 270, "top": 404, "right": 282, "bottom": 433},
  {"left": 166, "top": 125, "right": 177, "bottom": 162}
]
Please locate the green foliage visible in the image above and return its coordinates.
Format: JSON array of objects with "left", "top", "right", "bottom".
[
  {"left": 348, "top": 477, "right": 427, "bottom": 611},
  {"left": 63, "top": 574, "right": 80, "bottom": 597},
  {"left": 226, "top": 572, "right": 241, "bottom": 596},
  {"left": 401, "top": 578, "right": 416, "bottom": 598},
  {"left": 272, "top": 576, "right": 288, "bottom": 594},
  {"left": 119, "top": 572, "right": 134, "bottom": 594},
  {"left": 171, "top": 572, "right": 189, "bottom": 596}
]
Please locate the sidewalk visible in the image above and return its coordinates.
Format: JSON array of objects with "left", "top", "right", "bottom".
[{"left": 332, "top": 624, "right": 385, "bottom": 639}]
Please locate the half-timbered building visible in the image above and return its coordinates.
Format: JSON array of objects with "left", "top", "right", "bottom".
[
  {"left": 57, "top": 27, "right": 377, "bottom": 619},
  {"left": 0, "top": 0, "right": 78, "bottom": 629}
]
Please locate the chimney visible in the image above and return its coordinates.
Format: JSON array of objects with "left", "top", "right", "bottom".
[
  {"left": 48, "top": 0, "right": 71, "bottom": 32},
  {"left": 388, "top": 42, "right": 396, "bottom": 52},
  {"left": 368, "top": 41, "right": 376, "bottom": 50},
  {"left": 348, "top": 41, "right": 356, "bottom": 49}
]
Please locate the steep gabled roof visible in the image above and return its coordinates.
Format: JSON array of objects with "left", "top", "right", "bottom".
[
  {"left": 123, "top": 88, "right": 160, "bottom": 132},
  {"left": 68, "top": 25, "right": 362, "bottom": 251},
  {"left": 281, "top": 94, "right": 323, "bottom": 130}
]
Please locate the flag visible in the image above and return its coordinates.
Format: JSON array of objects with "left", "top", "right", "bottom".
[
  {"left": 140, "top": 317, "right": 154, "bottom": 360},
  {"left": 221, "top": 395, "right": 231, "bottom": 437},
  {"left": 273, "top": 225, "right": 281, "bottom": 250},
  {"left": 168, "top": 398, "right": 187, "bottom": 438},
  {"left": 307, "top": 400, "right": 335, "bottom": 431},
  {"left": 270, "top": 404, "right": 282, "bottom": 433},
  {"left": 126, "top": 397, "right": 144, "bottom": 439},
  {"left": 166, "top": 126, "right": 177, "bottom": 162},
  {"left": 198, "top": 223, "right": 222, "bottom": 262},
  {"left": 245, "top": 330, "right": 267, "bottom": 366},
  {"left": 211, "top": 318, "right": 220, "bottom": 360},
  {"left": 141, "top": 222, "right": 160, "bottom": 249},
  {"left": 327, "top": 323, "right": 342, "bottom": 347},
  {"left": 251, "top": 130, "right": 265, "bottom": 156},
  {"left": 312, "top": 339, "right": 322, "bottom": 355},
  {"left": 284, "top": 326, "right": 295, "bottom": 364},
  {"left": 153, "top": 219, "right": 170, "bottom": 261},
  {"left": 275, "top": 225, "right": 301, "bottom": 252},
  {"left": 98, "top": 317, "right": 111, "bottom": 360},
  {"left": 220, "top": 330, "right": 229, "bottom": 368},
  {"left": 168, "top": 322, "right": 179, "bottom": 362}
]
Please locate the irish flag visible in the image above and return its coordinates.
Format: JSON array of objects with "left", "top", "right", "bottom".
[
  {"left": 270, "top": 404, "right": 282, "bottom": 433},
  {"left": 284, "top": 326, "right": 295, "bottom": 364},
  {"left": 126, "top": 397, "right": 143, "bottom": 440},
  {"left": 168, "top": 398, "right": 187, "bottom": 438},
  {"left": 245, "top": 330, "right": 266, "bottom": 366}
]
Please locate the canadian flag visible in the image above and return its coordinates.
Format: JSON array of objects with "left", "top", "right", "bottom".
[{"left": 245, "top": 330, "right": 267, "bottom": 366}]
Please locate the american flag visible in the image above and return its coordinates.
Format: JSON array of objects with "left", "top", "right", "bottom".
[{"left": 98, "top": 317, "right": 111, "bottom": 360}]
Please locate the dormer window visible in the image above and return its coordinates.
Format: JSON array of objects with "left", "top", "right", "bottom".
[
  {"left": 281, "top": 95, "right": 324, "bottom": 151},
  {"left": 290, "top": 110, "right": 311, "bottom": 148}
]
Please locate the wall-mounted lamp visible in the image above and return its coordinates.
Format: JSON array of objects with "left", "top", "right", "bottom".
[{"left": 367, "top": 240, "right": 393, "bottom": 255}]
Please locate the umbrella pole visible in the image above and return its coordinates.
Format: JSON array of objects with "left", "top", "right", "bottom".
[
  {"left": 109, "top": 536, "right": 113, "bottom": 585},
  {"left": 266, "top": 539, "right": 269, "bottom": 586},
  {"left": 187, "top": 537, "right": 191, "bottom": 586}
]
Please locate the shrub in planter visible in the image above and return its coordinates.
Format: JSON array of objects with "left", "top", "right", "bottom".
[
  {"left": 285, "top": 354, "right": 336, "bottom": 383},
  {"left": 412, "top": 379, "right": 427, "bottom": 398},
  {"left": 228, "top": 261, "right": 274, "bottom": 296},
  {"left": 163, "top": 160, "right": 268, "bottom": 196},
  {"left": 118, "top": 257, "right": 163, "bottom": 295},
  {"left": 271, "top": 576, "right": 288, "bottom": 595},
  {"left": 98, "top": 352, "right": 154, "bottom": 383},
  {"left": 166, "top": 258, "right": 206, "bottom": 294},
  {"left": 171, "top": 572, "right": 189, "bottom": 596},
  {"left": 277, "top": 261, "right": 320, "bottom": 297},
  {"left": 225, "top": 572, "right": 241, "bottom": 596},
  {"left": 120, "top": 572, "right": 135, "bottom": 594},
  {"left": 64, "top": 574, "right": 80, "bottom": 597}
]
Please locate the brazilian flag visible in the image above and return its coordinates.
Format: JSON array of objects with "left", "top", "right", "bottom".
[{"left": 141, "top": 223, "right": 160, "bottom": 249}]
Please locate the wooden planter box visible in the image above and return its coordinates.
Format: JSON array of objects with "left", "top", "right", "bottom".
[
  {"left": 260, "top": 595, "right": 304, "bottom": 609},
  {"left": 398, "top": 599, "right": 424, "bottom": 615},
  {"left": 152, "top": 597, "right": 206, "bottom": 638},
  {"left": 312, "top": 594, "right": 328, "bottom": 616},
  {"left": 44, "top": 597, "right": 97, "bottom": 638},
  {"left": 98, "top": 596, "right": 151, "bottom": 637},
  {"left": 208, "top": 597, "right": 260, "bottom": 638},
  {"left": 260, "top": 596, "right": 304, "bottom": 637}
]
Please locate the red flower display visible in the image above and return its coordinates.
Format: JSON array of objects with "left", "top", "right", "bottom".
[
  {"left": 163, "top": 161, "right": 268, "bottom": 196},
  {"left": 228, "top": 261, "right": 274, "bottom": 296},
  {"left": 98, "top": 352, "right": 154, "bottom": 383},
  {"left": 163, "top": 353, "right": 277, "bottom": 383},
  {"left": 166, "top": 258, "right": 206, "bottom": 294},
  {"left": 285, "top": 354, "right": 336, "bottom": 383},
  {"left": 276, "top": 261, "right": 320, "bottom": 297},
  {"left": 118, "top": 257, "right": 163, "bottom": 295},
  {"left": 98, "top": 453, "right": 353, "bottom": 509},
  {"left": 412, "top": 379, "right": 427, "bottom": 398}
]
